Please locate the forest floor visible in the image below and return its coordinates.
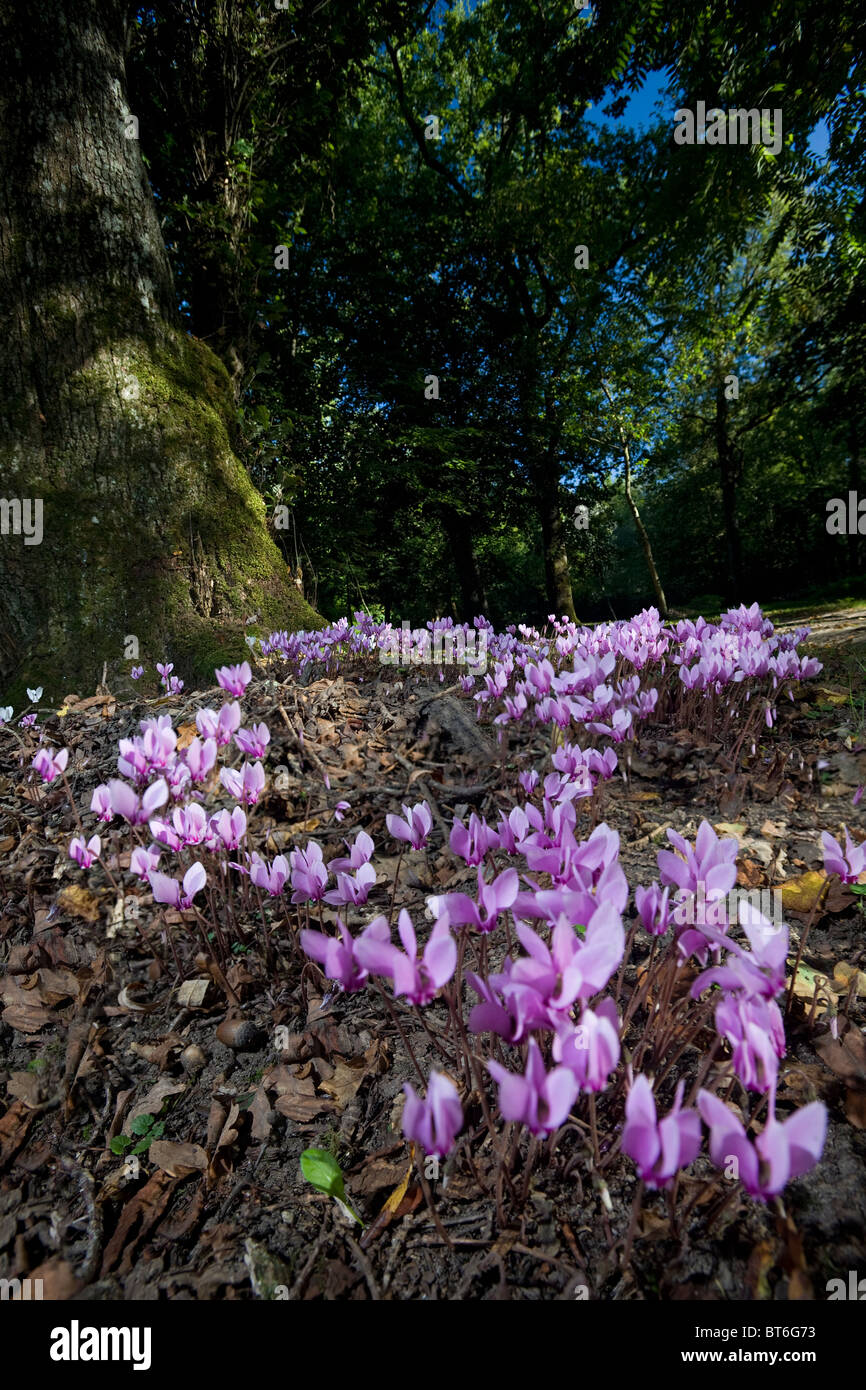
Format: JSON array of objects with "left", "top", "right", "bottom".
[{"left": 0, "top": 607, "right": 864, "bottom": 1301}]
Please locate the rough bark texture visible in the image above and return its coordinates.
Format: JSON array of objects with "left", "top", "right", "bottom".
[{"left": 0, "top": 0, "right": 319, "bottom": 704}]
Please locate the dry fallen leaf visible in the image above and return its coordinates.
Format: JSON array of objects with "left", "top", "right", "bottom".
[
  {"left": 100, "top": 1172, "right": 178, "bottom": 1276},
  {"left": 317, "top": 1038, "right": 387, "bottom": 1111},
  {"left": 26, "top": 1257, "right": 83, "bottom": 1301},
  {"left": 815, "top": 1029, "right": 866, "bottom": 1086},
  {"left": 760, "top": 819, "right": 787, "bottom": 838},
  {"left": 359, "top": 1153, "right": 418, "bottom": 1247},
  {"left": 780, "top": 871, "right": 852, "bottom": 914},
  {"left": 57, "top": 884, "right": 102, "bottom": 923},
  {"left": 176, "top": 977, "right": 212, "bottom": 1009},
  {"left": 833, "top": 962, "right": 866, "bottom": 997},
  {"left": 736, "top": 857, "right": 764, "bottom": 889},
  {"left": 263, "top": 1063, "right": 336, "bottom": 1123},
  {"left": 0, "top": 1100, "right": 34, "bottom": 1166},
  {"left": 6, "top": 1070, "right": 45, "bottom": 1108},
  {"left": 714, "top": 821, "right": 748, "bottom": 842},
  {"left": 126, "top": 1077, "right": 186, "bottom": 1130},
  {"left": 148, "top": 1139, "right": 208, "bottom": 1178},
  {"left": 812, "top": 686, "right": 849, "bottom": 706}
]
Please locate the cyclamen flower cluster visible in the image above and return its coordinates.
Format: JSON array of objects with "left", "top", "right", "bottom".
[
  {"left": 253, "top": 606, "right": 819, "bottom": 762},
  {"left": 296, "top": 786, "right": 828, "bottom": 1198},
  {"left": 22, "top": 605, "right": 839, "bottom": 1220},
  {"left": 297, "top": 767, "right": 834, "bottom": 1200},
  {"left": 33, "top": 674, "right": 283, "bottom": 928}
]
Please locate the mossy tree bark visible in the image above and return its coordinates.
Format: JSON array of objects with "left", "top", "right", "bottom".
[{"left": 0, "top": 0, "right": 320, "bottom": 704}]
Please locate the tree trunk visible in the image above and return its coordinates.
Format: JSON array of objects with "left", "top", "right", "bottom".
[
  {"left": 0, "top": 0, "right": 319, "bottom": 703},
  {"left": 622, "top": 444, "right": 668, "bottom": 619},
  {"left": 598, "top": 378, "right": 667, "bottom": 619},
  {"left": 715, "top": 381, "right": 743, "bottom": 601},
  {"left": 520, "top": 380, "right": 577, "bottom": 621},
  {"left": 440, "top": 505, "right": 488, "bottom": 616},
  {"left": 538, "top": 484, "right": 578, "bottom": 622}
]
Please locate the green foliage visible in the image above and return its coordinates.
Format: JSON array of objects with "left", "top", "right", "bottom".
[
  {"left": 109, "top": 1114, "right": 166, "bottom": 1157},
  {"left": 127, "top": 0, "right": 866, "bottom": 619},
  {"left": 300, "top": 1147, "right": 365, "bottom": 1227}
]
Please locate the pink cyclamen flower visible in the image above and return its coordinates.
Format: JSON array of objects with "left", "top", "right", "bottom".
[
  {"left": 148, "top": 862, "right": 207, "bottom": 911},
  {"left": 355, "top": 909, "right": 456, "bottom": 1006},
  {"left": 821, "top": 827, "right": 866, "bottom": 884},
  {"left": 207, "top": 806, "right": 247, "bottom": 852},
  {"left": 552, "top": 998, "right": 621, "bottom": 1092},
  {"left": 289, "top": 840, "right": 328, "bottom": 902},
  {"left": 148, "top": 816, "right": 182, "bottom": 852},
  {"left": 167, "top": 761, "right": 191, "bottom": 802},
  {"left": 329, "top": 829, "right": 375, "bottom": 874},
  {"left": 330, "top": 828, "right": 375, "bottom": 872},
  {"left": 197, "top": 702, "right": 242, "bottom": 748},
  {"left": 300, "top": 919, "right": 375, "bottom": 992},
  {"left": 467, "top": 969, "right": 554, "bottom": 1044},
  {"left": 91, "top": 784, "right": 114, "bottom": 822},
  {"left": 449, "top": 812, "right": 500, "bottom": 866},
  {"left": 324, "top": 862, "right": 377, "bottom": 907},
  {"left": 216, "top": 662, "right": 252, "bottom": 698},
  {"left": 130, "top": 844, "right": 161, "bottom": 880},
  {"left": 170, "top": 803, "right": 208, "bottom": 847},
  {"left": 715, "top": 995, "right": 784, "bottom": 1094},
  {"left": 69, "top": 834, "right": 101, "bottom": 869},
  {"left": 251, "top": 852, "right": 291, "bottom": 897},
  {"left": 332, "top": 800, "right": 351, "bottom": 823},
  {"left": 184, "top": 736, "right": 217, "bottom": 782},
  {"left": 234, "top": 722, "right": 270, "bottom": 759},
  {"left": 32, "top": 747, "right": 69, "bottom": 784},
  {"left": 635, "top": 881, "right": 671, "bottom": 936},
  {"left": 698, "top": 1089, "right": 827, "bottom": 1201},
  {"left": 402, "top": 1071, "right": 464, "bottom": 1157},
  {"left": 691, "top": 903, "right": 789, "bottom": 1002},
  {"left": 487, "top": 1037, "right": 579, "bottom": 1137},
  {"left": 432, "top": 865, "right": 519, "bottom": 934},
  {"left": 496, "top": 805, "right": 533, "bottom": 854},
  {"left": 621, "top": 1075, "right": 702, "bottom": 1190},
  {"left": 219, "top": 760, "right": 265, "bottom": 806},
  {"left": 387, "top": 802, "right": 433, "bottom": 850},
  {"left": 108, "top": 778, "right": 168, "bottom": 826},
  {"left": 657, "top": 820, "right": 738, "bottom": 901},
  {"left": 509, "top": 902, "right": 625, "bottom": 1010}
]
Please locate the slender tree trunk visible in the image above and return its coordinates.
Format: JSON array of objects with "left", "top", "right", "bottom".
[
  {"left": 537, "top": 480, "right": 578, "bottom": 622},
  {"left": 440, "top": 505, "right": 488, "bottom": 616},
  {"left": 0, "top": 0, "right": 318, "bottom": 702},
  {"left": 599, "top": 378, "right": 667, "bottom": 618},
  {"left": 518, "top": 357, "right": 577, "bottom": 622},
  {"left": 715, "top": 381, "right": 743, "bottom": 601},
  {"left": 622, "top": 442, "right": 668, "bottom": 619}
]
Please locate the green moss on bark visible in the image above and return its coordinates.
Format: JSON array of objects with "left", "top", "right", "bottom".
[{"left": 0, "top": 326, "right": 322, "bottom": 703}]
